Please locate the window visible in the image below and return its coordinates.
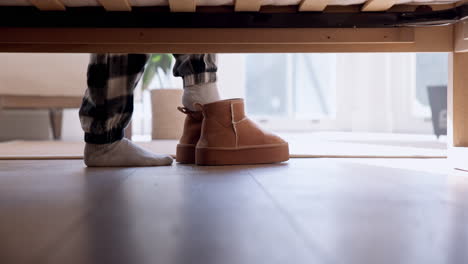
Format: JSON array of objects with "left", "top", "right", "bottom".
[
  {"left": 236, "top": 53, "right": 448, "bottom": 134},
  {"left": 245, "top": 54, "right": 336, "bottom": 120},
  {"left": 413, "top": 53, "right": 448, "bottom": 118}
]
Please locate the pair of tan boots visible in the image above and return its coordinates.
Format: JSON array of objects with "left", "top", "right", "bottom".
[{"left": 176, "top": 98, "right": 290, "bottom": 165}]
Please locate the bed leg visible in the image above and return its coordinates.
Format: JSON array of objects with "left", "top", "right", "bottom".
[
  {"left": 448, "top": 52, "right": 468, "bottom": 171},
  {"left": 49, "top": 108, "right": 63, "bottom": 140}
]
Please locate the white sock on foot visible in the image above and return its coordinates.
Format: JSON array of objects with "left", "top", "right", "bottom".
[
  {"left": 84, "top": 138, "right": 173, "bottom": 167},
  {"left": 182, "top": 82, "right": 221, "bottom": 111}
]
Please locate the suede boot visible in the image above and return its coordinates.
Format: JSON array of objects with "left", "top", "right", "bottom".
[
  {"left": 176, "top": 107, "right": 203, "bottom": 164},
  {"left": 195, "top": 98, "right": 289, "bottom": 165}
]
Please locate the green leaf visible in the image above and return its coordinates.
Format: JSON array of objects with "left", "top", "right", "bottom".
[{"left": 141, "top": 54, "right": 174, "bottom": 90}]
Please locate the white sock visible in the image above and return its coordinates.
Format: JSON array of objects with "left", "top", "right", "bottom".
[
  {"left": 182, "top": 82, "right": 221, "bottom": 111},
  {"left": 84, "top": 138, "right": 173, "bottom": 167}
]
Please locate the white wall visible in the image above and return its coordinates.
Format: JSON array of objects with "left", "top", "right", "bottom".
[
  {"left": 0, "top": 53, "right": 88, "bottom": 96},
  {"left": 0, "top": 53, "right": 88, "bottom": 141},
  {"left": 218, "top": 54, "right": 246, "bottom": 99}
]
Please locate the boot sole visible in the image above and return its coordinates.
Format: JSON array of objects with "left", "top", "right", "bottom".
[
  {"left": 176, "top": 144, "right": 196, "bottom": 164},
  {"left": 195, "top": 143, "right": 289, "bottom": 166}
]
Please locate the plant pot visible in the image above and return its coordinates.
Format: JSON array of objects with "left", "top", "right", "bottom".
[{"left": 151, "top": 89, "right": 185, "bottom": 139}]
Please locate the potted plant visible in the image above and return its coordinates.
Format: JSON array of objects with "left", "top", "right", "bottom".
[{"left": 142, "top": 54, "right": 185, "bottom": 140}]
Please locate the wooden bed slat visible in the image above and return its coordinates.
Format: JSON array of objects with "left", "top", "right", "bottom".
[
  {"left": 299, "top": 0, "right": 329, "bottom": 12},
  {"left": 362, "top": 0, "right": 397, "bottom": 11},
  {"left": 30, "top": 0, "right": 65, "bottom": 11},
  {"left": 169, "top": 0, "right": 196, "bottom": 12},
  {"left": 235, "top": 0, "right": 262, "bottom": 12},
  {"left": 98, "top": 0, "right": 131, "bottom": 11}
]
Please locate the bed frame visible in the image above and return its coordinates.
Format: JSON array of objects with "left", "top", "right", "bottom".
[{"left": 2, "top": 0, "right": 468, "bottom": 169}]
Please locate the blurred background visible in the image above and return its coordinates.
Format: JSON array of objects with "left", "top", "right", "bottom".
[{"left": 0, "top": 53, "right": 448, "bottom": 157}]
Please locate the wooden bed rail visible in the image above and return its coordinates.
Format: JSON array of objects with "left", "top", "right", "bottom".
[
  {"left": 0, "top": 4, "right": 463, "bottom": 53},
  {"left": 0, "top": 26, "right": 453, "bottom": 53}
]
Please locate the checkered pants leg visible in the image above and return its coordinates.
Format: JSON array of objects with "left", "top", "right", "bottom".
[{"left": 79, "top": 53, "right": 217, "bottom": 144}]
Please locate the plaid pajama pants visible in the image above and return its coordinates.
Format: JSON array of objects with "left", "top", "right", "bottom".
[{"left": 79, "top": 53, "right": 217, "bottom": 144}]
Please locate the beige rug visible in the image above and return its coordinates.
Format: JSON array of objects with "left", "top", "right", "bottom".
[
  {"left": 0, "top": 140, "right": 176, "bottom": 160},
  {"left": 0, "top": 132, "right": 447, "bottom": 160}
]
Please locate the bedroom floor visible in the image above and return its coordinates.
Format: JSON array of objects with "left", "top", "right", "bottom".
[{"left": 1, "top": 158, "right": 468, "bottom": 264}]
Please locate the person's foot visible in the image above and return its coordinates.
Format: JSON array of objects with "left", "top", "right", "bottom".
[
  {"left": 195, "top": 98, "right": 289, "bottom": 165},
  {"left": 176, "top": 107, "right": 203, "bottom": 164},
  {"left": 182, "top": 82, "right": 220, "bottom": 111},
  {"left": 84, "top": 138, "right": 173, "bottom": 167},
  {"left": 175, "top": 81, "right": 220, "bottom": 163}
]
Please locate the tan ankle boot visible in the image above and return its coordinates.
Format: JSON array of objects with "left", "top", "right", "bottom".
[
  {"left": 195, "top": 98, "right": 289, "bottom": 165},
  {"left": 176, "top": 107, "right": 203, "bottom": 164}
]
